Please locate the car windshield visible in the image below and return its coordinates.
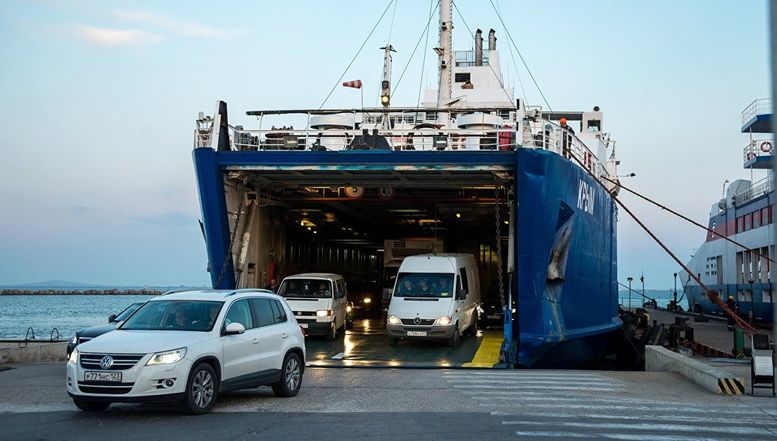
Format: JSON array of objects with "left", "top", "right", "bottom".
[
  {"left": 394, "top": 273, "right": 454, "bottom": 298},
  {"left": 112, "top": 302, "right": 145, "bottom": 322},
  {"left": 278, "top": 279, "right": 332, "bottom": 298},
  {"left": 121, "top": 300, "right": 223, "bottom": 331}
]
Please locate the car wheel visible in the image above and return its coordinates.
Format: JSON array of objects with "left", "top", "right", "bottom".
[
  {"left": 272, "top": 352, "right": 303, "bottom": 397},
  {"left": 72, "top": 398, "right": 110, "bottom": 411},
  {"left": 388, "top": 337, "right": 398, "bottom": 347},
  {"left": 448, "top": 326, "right": 460, "bottom": 348},
  {"left": 181, "top": 363, "right": 218, "bottom": 415}
]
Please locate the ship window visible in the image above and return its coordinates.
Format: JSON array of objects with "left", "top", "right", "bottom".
[
  {"left": 737, "top": 216, "right": 744, "bottom": 233},
  {"left": 745, "top": 214, "right": 751, "bottom": 230},
  {"left": 763, "top": 289, "right": 772, "bottom": 303},
  {"left": 753, "top": 211, "right": 761, "bottom": 228},
  {"left": 455, "top": 72, "right": 471, "bottom": 83}
]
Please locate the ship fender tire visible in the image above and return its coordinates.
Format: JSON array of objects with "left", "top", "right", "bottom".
[{"left": 760, "top": 141, "right": 772, "bottom": 153}]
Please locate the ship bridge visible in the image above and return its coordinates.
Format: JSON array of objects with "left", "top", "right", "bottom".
[{"left": 742, "top": 98, "right": 773, "bottom": 169}]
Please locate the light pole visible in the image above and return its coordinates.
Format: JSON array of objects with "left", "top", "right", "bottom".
[
  {"left": 673, "top": 272, "right": 678, "bottom": 311},
  {"left": 627, "top": 277, "right": 633, "bottom": 311}
]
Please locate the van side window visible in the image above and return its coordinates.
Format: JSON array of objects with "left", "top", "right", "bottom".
[
  {"left": 270, "top": 299, "right": 288, "bottom": 323},
  {"left": 335, "top": 280, "right": 345, "bottom": 298},
  {"left": 459, "top": 267, "right": 469, "bottom": 293},
  {"left": 456, "top": 276, "right": 463, "bottom": 293}
]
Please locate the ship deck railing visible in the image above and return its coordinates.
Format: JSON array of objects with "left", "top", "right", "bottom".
[
  {"left": 741, "top": 98, "right": 773, "bottom": 129},
  {"left": 742, "top": 137, "right": 774, "bottom": 162},
  {"left": 194, "top": 121, "right": 612, "bottom": 179},
  {"left": 733, "top": 176, "right": 773, "bottom": 207}
]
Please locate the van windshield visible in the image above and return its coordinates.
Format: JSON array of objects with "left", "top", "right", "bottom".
[
  {"left": 279, "top": 279, "right": 333, "bottom": 298},
  {"left": 394, "top": 273, "right": 454, "bottom": 298}
]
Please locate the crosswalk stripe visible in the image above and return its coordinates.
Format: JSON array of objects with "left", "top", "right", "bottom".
[
  {"left": 454, "top": 384, "right": 623, "bottom": 392},
  {"left": 477, "top": 402, "right": 767, "bottom": 415},
  {"left": 503, "top": 420, "right": 774, "bottom": 436},
  {"left": 448, "top": 378, "right": 613, "bottom": 385},
  {"left": 513, "top": 432, "right": 745, "bottom": 441},
  {"left": 495, "top": 411, "right": 777, "bottom": 427},
  {"left": 513, "top": 431, "right": 596, "bottom": 438}
]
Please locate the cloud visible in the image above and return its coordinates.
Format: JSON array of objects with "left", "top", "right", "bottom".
[
  {"left": 114, "top": 10, "right": 235, "bottom": 39},
  {"left": 75, "top": 24, "right": 161, "bottom": 46}
]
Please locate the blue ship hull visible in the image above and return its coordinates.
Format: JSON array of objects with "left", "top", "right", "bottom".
[
  {"left": 514, "top": 149, "right": 620, "bottom": 367},
  {"left": 193, "top": 147, "right": 620, "bottom": 367},
  {"left": 685, "top": 285, "right": 774, "bottom": 324}
]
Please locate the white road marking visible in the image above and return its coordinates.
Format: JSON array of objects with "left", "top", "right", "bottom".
[
  {"left": 502, "top": 419, "right": 775, "bottom": 436},
  {"left": 330, "top": 352, "right": 345, "bottom": 360}
]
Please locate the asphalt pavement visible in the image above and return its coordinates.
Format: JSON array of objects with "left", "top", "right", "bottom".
[{"left": 0, "top": 363, "right": 775, "bottom": 441}]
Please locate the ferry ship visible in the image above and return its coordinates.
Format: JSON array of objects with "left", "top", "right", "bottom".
[
  {"left": 191, "top": 0, "right": 622, "bottom": 367},
  {"left": 683, "top": 98, "right": 774, "bottom": 324}
]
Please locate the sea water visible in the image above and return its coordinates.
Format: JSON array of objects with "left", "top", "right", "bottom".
[{"left": 0, "top": 295, "right": 156, "bottom": 339}]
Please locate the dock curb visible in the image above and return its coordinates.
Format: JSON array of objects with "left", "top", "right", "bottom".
[
  {"left": 0, "top": 342, "right": 67, "bottom": 363},
  {"left": 645, "top": 345, "right": 745, "bottom": 395}
]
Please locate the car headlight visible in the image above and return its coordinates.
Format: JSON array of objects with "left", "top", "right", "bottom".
[
  {"left": 346, "top": 305, "right": 353, "bottom": 313},
  {"left": 69, "top": 335, "right": 78, "bottom": 344},
  {"left": 388, "top": 315, "right": 401, "bottom": 325},
  {"left": 146, "top": 348, "right": 187, "bottom": 366},
  {"left": 435, "top": 316, "right": 452, "bottom": 326},
  {"left": 316, "top": 309, "right": 332, "bottom": 317},
  {"left": 363, "top": 297, "right": 371, "bottom": 304},
  {"left": 69, "top": 348, "right": 78, "bottom": 364}
]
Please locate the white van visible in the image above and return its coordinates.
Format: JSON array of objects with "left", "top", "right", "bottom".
[
  {"left": 278, "top": 273, "right": 348, "bottom": 340},
  {"left": 386, "top": 254, "right": 480, "bottom": 347}
]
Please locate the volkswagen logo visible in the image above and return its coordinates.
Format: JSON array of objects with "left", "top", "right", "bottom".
[
  {"left": 99, "top": 355, "right": 114, "bottom": 370},
  {"left": 414, "top": 317, "right": 421, "bottom": 325}
]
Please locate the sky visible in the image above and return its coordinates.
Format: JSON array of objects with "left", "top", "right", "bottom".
[{"left": 0, "top": 0, "right": 772, "bottom": 288}]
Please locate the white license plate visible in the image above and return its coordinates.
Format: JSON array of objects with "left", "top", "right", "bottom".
[
  {"left": 300, "top": 323, "right": 309, "bottom": 329},
  {"left": 407, "top": 331, "right": 427, "bottom": 337},
  {"left": 84, "top": 371, "right": 122, "bottom": 382}
]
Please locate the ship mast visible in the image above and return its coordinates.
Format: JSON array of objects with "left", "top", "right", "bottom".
[
  {"left": 380, "top": 44, "right": 396, "bottom": 130},
  {"left": 435, "top": 0, "right": 453, "bottom": 126}
]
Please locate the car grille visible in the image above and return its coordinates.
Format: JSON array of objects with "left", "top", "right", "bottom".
[
  {"left": 296, "top": 318, "right": 316, "bottom": 324},
  {"left": 294, "top": 311, "right": 317, "bottom": 317},
  {"left": 400, "top": 318, "right": 435, "bottom": 326},
  {"left": 77, "top": 382, "right": 134, "bottom": 395},
  {"left": 79, "top": 353, "right": 145, "bottom": 371}
]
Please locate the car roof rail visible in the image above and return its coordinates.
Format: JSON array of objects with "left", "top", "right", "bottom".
[
  {"left": 224, "top": 288, "right": 274, "bottom": 297},
  {"left": 161, "top": 288, "right": 191, "bottom": 296}
]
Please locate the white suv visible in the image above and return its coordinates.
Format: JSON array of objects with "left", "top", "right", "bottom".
[{"left": 66, "top": 289, "right": 306, "bottom": 414}]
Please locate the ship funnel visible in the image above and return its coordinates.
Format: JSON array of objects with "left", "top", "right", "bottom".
[
  {"left": 488, "top": 29, "right": 496, "bottom": 51},
  {"left": 475, "top": 29, "right": 483, "bottom": 66}
]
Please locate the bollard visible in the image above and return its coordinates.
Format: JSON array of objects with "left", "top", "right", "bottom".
[{"left": 733, "top": 327, "right": 745, "bottom": 357}]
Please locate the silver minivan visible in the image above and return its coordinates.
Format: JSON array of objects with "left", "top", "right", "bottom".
[{"left": 277, "top": 273, "right": 348, "bottom": 340}]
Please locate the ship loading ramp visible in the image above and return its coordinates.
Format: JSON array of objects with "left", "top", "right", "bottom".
[{"left": 194, "top": 147, "right": 518, "bottom": 368}]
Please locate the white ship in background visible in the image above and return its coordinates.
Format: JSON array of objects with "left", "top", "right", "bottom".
[{"left": 683, "top": 98, "right": 774, "bottom": 323}]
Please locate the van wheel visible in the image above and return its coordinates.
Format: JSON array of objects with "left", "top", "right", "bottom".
[
  {"left": 388, "top": 337, "right": 398, "bottom": 347},
  {"left": 181, "top": 363, "right": 218, "bottom": 415},
  {"left": 465, "top": 312, "right": 478, "bottom": 336},
  {"left": 448, "top": 326, "right": 461, "bottom": 348},
  {"left": 73, "top": 398, "right": 110, "bottom": 411},
  {"left": 326, "top": 322, "right": 336, "bottom": 341},
  {"left": 272, "top": 353, "right": 303, "bottom": 397}
]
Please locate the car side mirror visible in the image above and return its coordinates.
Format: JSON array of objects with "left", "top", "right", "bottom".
[
  {"left": 224, "top": 322, "right": 246, "bottom": 335},
  {"left": 456, "top": 289, "right": 467, "bottom": 300},
  {"left": 108, "top": 314, "right": 117, "bottom": 323}
]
